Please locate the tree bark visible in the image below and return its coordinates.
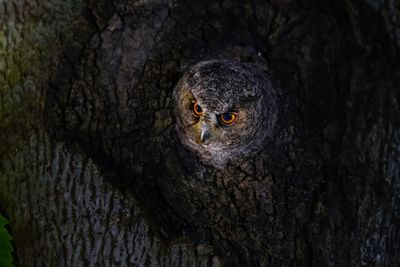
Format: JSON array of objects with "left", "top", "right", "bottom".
[{"left": 1, "top": 0, "right": 400, "bottom": 266}]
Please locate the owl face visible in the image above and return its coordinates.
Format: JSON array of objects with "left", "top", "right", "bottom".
[{"left": 174, "top": 60, "right": 277, "bottom": 168}]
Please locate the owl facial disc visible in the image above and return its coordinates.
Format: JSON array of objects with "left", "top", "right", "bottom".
[{"left": 173, "top": 60, "right": 277, "bottom": 168}]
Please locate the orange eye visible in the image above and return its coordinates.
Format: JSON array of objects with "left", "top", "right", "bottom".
[
  {"left": 192, "top": 101, "right": 203, "bottom": 117},
  {"left": 219, "top": 112, "right": 237, "bottom": 125}
]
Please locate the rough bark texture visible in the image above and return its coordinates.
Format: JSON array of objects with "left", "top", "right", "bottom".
[{"left": 1, "top": 0, "right": 400, "bottom": 266}]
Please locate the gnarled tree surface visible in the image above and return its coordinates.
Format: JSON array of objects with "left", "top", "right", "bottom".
[{"left": 1, "top": 0, "right": 400, "bottom": 266}]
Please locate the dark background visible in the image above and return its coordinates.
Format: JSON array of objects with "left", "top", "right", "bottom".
[{"left": 0, "top": 0, "right": 400, "bottom": 266}]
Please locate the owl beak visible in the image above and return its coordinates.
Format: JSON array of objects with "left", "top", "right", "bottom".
[{"left": 200, "top": 123, "right": 211, "bottom": 143}]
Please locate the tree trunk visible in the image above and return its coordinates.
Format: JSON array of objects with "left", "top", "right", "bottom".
[{"left": 1, "top": 0, "right": 399, "bottom": 266}]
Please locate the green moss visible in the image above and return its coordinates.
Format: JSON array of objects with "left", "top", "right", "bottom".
[
  {"left": 0, "top": 0, "right": 92, "bottom": 194},
  {"left": 0, "top": 213, "right": 13, "bottom": 267},
  {"left": 0, "top": 0, "right": 91, "bottom": 132}
]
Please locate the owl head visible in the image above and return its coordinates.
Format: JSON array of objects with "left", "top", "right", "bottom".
[{"left": 174, "top": 60, "right": 277, "bottom": 168}]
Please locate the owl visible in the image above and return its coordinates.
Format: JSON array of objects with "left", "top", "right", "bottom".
[{"left": 173, "top": 60, "right": 277, "bottom": 168}]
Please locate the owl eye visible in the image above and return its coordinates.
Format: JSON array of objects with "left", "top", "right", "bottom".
[
  {"left": 219, "top": 112, "right": 237, "bottom": 125},
  {"left": 192, "top": 101, "right": 203, "bottom": 117}
]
